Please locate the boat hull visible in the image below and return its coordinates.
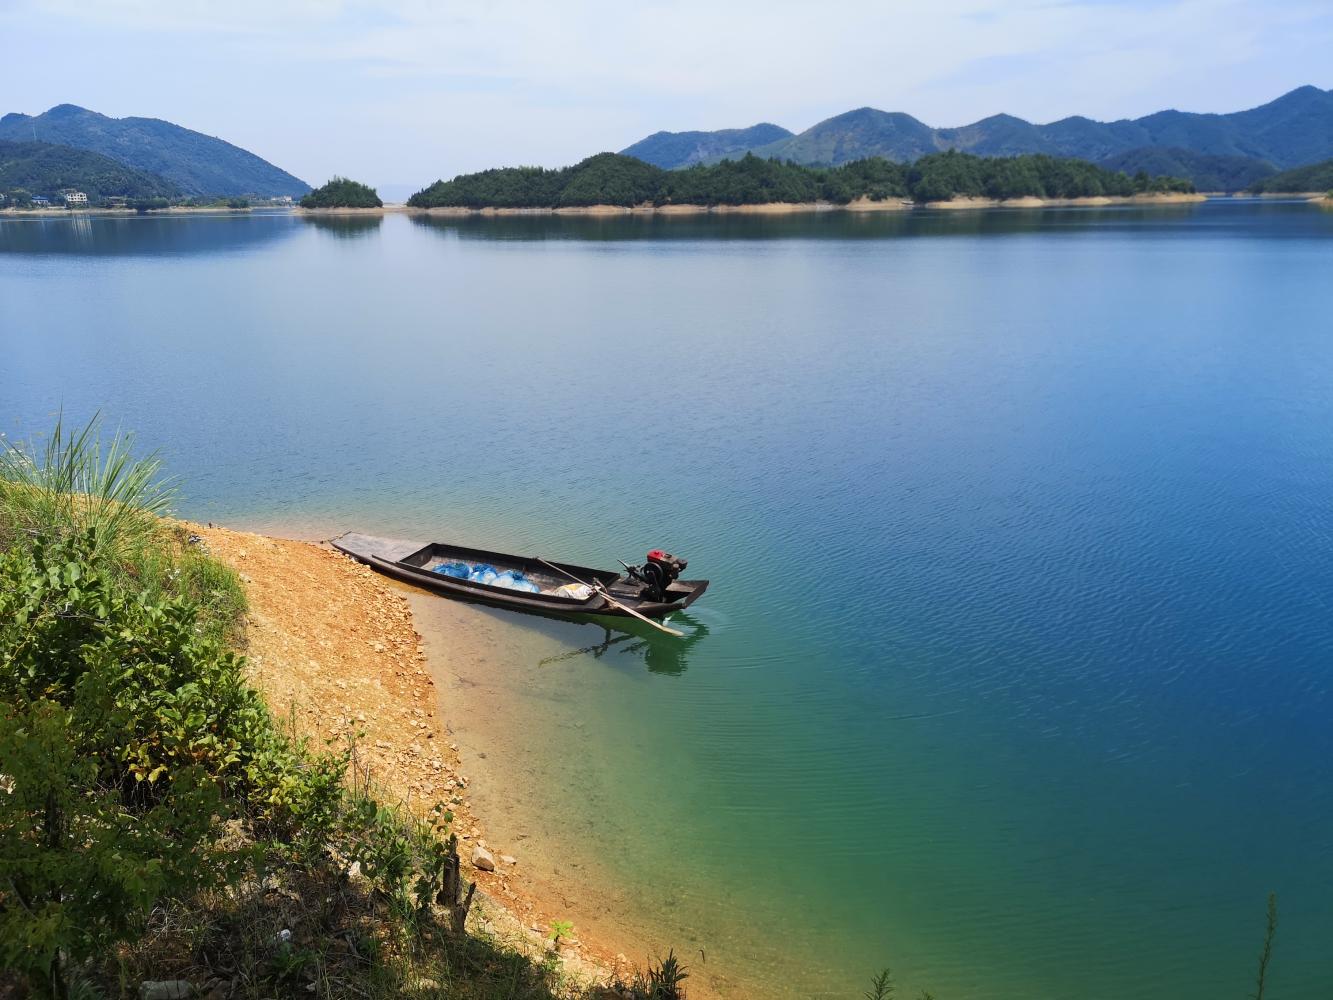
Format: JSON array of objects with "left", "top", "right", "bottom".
[{"left": 330, "top": 532, "right": 708, "bottom": 621}]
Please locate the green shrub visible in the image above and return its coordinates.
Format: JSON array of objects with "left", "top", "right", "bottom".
[
  {"left": 0, "top": 698, "right": 224, "bottom": 994},
  {"left": 0, "top": 531, "right": 351, "bottom": 991}
]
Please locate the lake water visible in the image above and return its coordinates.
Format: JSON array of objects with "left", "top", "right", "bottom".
[{"left": 4, "top": 202, "right": 1333, "bottom": 999}]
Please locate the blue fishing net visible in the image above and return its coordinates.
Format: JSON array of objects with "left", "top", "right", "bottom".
[{"left": 431, "top": 560, "right": 542, "bottom": 593}]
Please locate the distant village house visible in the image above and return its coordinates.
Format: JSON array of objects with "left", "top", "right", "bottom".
[{"left": 60, "top": 190, "right": 89, "bottom": 206}]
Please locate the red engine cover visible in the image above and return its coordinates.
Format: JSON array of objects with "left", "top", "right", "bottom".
[{"left": 647, "top": 549, "right": 668, "bottom": 561}]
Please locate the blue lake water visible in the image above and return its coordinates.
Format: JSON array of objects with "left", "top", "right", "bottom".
[{"left": 3, "top": 202, "right": 1333, "bottom": 998}]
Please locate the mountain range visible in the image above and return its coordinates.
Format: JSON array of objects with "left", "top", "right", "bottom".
[
  {"left": 622, "top": 86, "right": 1333, "bottom": 190},
  {"left": 0, "top": 104, "right": 309, "bottom": 198}
]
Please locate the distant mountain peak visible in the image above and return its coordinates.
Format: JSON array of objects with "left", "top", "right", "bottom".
[{"left": 46, "top": 103, "right": 93, "bottom": 118}]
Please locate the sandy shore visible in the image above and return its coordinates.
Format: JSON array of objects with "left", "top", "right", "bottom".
[
  {"left": 191, "top": 523, "right": 629, "bottom": 988},
  {"left": 922, "top": 192, "right": 1206, "bottom": 209},
  {"left": 1, "top": 206, "right": 272, "bottom": 217},
  {"left": 418, "top": 199, "right": 910, "bottom": 216},
  {"left": 295, "top": 204, "right": 416, "bottom": 215},
  {"left": 416, "top": 193, "right": 1201, "bottom": 216}
]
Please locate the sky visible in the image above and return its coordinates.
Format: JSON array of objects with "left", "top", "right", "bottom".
[{"left": 3, "top": 0, "right": 1332, "bottom": 197}]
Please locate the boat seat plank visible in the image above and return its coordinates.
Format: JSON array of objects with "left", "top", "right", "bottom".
[{"left": 331, "top": 532, "right": 425, "bottom": 564}]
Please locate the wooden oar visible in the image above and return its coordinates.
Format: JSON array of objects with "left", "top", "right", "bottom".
[{"left": 537, "top": 557, "right": 684, "bottom": 637}]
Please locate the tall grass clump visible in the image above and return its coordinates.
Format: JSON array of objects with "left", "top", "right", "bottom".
[
  {"left": 0, "top": 412, "right": 173, "bottom": 556},
  {"left": 0, "top": 415, "right": 245, "bottom": 638}
]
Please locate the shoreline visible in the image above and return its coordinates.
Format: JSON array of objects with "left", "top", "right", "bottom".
[
  {"left": 414, "top": 192, "right": 1204, "bottom": 216},
  {"left": 190, "top": 522, "right": 670, "bottom": 992},
  {"left": 0, "top": 205, "right": 280, "bottom": 217},
  {"left": 0, "top": 192, "right": 1253, "bottom": 221}
]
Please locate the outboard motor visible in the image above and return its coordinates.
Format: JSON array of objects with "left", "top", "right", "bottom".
[{"left": 626, "top": 549, "right": 688, "bottom": 602}]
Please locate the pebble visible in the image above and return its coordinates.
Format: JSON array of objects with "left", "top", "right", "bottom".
[
  {"left": 472, "top": 846, "right": 496, "bottom": 871},
  {"left": 140, "top": 983, "right": 193, "bottom": 1000}
]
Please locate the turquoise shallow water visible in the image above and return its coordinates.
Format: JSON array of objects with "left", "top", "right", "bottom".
[{"left": 4, "top": 202, "right": 1333, "bottom": 998}]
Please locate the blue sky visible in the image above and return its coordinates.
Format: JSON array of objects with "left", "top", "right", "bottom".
[{"left": 3, "top": 0, "right": 1331, "bottom": 196}]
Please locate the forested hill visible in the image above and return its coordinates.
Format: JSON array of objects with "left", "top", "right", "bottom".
[
  {"left": 621, "top": 123, "right": 793, "bottom": 169},
  {"left": 408, "top": 151, "right": 1192, "bottom": 209},
  {"left": 0, "top": 104, "right": 310, "bottom": 198},
  {"left": 1099, "top": 148, "right": 1276, "bottom": 193},
  {"left": 1248, "top": 159, "right": 1333, "bottom": 194},
  {"left": 0, "top": 140, "right": 181, "bottom": 201},
  {"left": 621, "top": 85, "right": 1333, "bottom": 189}
]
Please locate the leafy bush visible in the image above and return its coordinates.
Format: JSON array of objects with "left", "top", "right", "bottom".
[
  {"left": 0, "top": 533, "right": 263, "bottom": 991},
  {"left": 0, "top": 697, "right": 224, "bottom": 994}
]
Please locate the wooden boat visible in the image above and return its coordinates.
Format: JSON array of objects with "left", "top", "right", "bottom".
[{"left": 331, "top": 532, "right": 709, "bottom": 621}]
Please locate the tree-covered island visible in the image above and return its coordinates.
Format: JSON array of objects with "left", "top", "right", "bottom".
[
  {"left": 299, "top": 176, "right": 383, "bottom": 208},
  {"left": 408, "top": 150, "right": 1194, "bottom": 210}
]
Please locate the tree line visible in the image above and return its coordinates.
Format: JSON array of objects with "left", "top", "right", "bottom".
[
  {"left": 408, "top": 150, "right": 1194, "bottom": 209},
  {"left": 1248, "top": 158, "right": 1333, "bottom": 194}
]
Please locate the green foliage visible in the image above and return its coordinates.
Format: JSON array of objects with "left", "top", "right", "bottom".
[
  {"left": 1099, "top": 147, "right": 1275, "bottom": 193},
  {"left": 410, "top": 165, "right": 568, "bottom": 209},
  {"left": 0, "top": 697, "right": 224, "bottom": 990},
  {"left": 301, "top": 176, "right": 383, "bottom": 209},
  {"left": 0, "top": 139, "right": 180, "bottom": 204},
  {"left": 557, "top": 153, "right": 662, "bottom": 207},
  {"left": 640, "top": 951, "right": 688, "bottom": 999},
  {"left": 865, "top": 967, "right": 895, "bottom": 1000},
  {"left": 407, "top": 151, "right": 1190, "bottom": 209},
  {"left": 0, "top": 534, "right": 261, "bottom": 990},
  {"left": 1249, "top": 158, "right": 1333, "bottom": 193},
  {"left": 907, "top": 150, "right": 1192, "bottom": 202},
  {"left": 548, "top": 919, "right": 575, "bottom": 946},
  {"left": 665, "top": 154, "right": 830, "bottom": 205}
]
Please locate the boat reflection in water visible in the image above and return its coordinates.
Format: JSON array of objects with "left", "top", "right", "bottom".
[{"left": 540, "top": 612, "right": 710, "bottom": 677}]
